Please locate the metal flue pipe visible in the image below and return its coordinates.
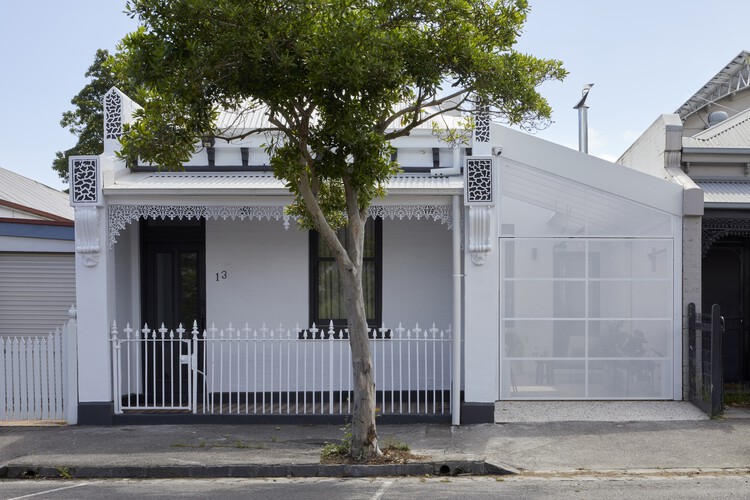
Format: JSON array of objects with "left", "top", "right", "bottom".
[{"left": 573, "top": 84, "right": 594, "bottom": 154}]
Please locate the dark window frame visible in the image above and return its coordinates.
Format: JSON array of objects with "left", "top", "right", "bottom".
[{"left": 309, "top": 218, "right": 383, "bottom": 332}]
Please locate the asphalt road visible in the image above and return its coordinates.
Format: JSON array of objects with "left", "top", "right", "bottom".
[{"left": 2, "top": 474, "right": 750, "bottom": 499}]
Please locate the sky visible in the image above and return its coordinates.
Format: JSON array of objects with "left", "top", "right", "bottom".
[{"left": 1, "top": 1, "right": 749, "bottom": 191}]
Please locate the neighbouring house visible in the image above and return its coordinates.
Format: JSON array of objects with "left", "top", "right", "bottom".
[
  {"left": 69, "top": 88, "right": 686, "bottom": 425},
  {"left": 619, "top": 50, "right": 750, "bottom": 395},
  {"left": 0, "top": 167, "right": 76, "bottom": 422},
  {"left": 0, "top": 167, "right": 75, "bottom": 336}
]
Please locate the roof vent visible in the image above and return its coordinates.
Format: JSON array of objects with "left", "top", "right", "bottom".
[{"left": 707, "top": 110, "right": 729, "bottom": 127}]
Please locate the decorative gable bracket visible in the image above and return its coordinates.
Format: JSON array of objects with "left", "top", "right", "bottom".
[{"left": 69, "top": 156, "right": 101, "bottom": 267}]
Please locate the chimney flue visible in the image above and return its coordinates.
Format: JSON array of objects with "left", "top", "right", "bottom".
[{"left": 573, "top": 84, "right": 594, "bottom": 154}]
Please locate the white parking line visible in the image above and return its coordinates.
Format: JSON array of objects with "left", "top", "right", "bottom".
[
  {"left": 371, "top": 480, "right": 393, "bottom": 500},
  {"left": 8, "top": 481, "right": 94, "bottom": 500}
]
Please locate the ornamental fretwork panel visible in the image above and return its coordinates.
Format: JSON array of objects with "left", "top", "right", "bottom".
[
  {"left": 474, "top": 107, "right": 490, "bottom": 143},
  {"left": 465, "top": 157, "right": 493, "bottom": 205},
  {"left": 104, "top": 89, "right": 123, "bottom": 140},
  {"left": 69, "top": 157, "right": 99, "bottom": 205},
  {"left": 702, "top": 217, "right": 750, "bottom": 256}
]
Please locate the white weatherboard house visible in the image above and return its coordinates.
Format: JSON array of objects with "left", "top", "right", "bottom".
[{"left": 68, "top": 88, "right": 686, "bottom": 425}]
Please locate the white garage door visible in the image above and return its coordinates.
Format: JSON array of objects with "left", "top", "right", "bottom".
[{"left": 0, "top": 253, "right": 76, "bottom": 336}]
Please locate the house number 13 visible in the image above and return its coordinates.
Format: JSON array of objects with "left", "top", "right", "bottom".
[{"left": 215, "top": 270, "right": 227, "bottom": 281}]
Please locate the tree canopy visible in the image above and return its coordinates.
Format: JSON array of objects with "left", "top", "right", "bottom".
[{"left": 115, "top": 0, "right": 565, "bottom": 458}]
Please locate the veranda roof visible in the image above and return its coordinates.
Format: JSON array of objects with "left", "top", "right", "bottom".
[{"left": 104, "top": 171, "right": 463, "bottom": 197}]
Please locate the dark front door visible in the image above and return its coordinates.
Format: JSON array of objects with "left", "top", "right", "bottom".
[
  {"left": 141, "top": 219, "right": 206, "bottom": 405},
  {"left": 703, "top": 238, "right": 747, "bottom": 384}
]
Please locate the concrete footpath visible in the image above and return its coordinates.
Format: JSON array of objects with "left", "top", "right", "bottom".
[{"left": 2, "top": 404, "right": 750, "bottom": 479}]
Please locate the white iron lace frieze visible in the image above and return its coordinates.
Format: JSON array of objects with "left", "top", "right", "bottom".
[
  {"left": 474, "top": 106, "right": 490, "bottom": 143},
  {"left": 702, "top": 217, "right": 750, "bottom": 256},
  {"left": 109, "top": 203, "right": 456, "bottom": 246},
  {"left": 104, "top": 89, "right": 123, "bottom": 140},
  {"left": 108, "top": 205, "right": 291, "bottom": 246},
  {"left": 70, "top": 156, "right": 99, "bottom": 205},
  {"left": 76, "top": 207, "right": 100, "bottom": 267},
  {"left": 368, "top": 204, "right": 453, "bottom": 229},
  {"left": 465, "top": 157, "right": 493, "bottom": 205}
]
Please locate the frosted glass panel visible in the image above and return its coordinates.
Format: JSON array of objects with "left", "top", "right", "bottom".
[
  {"left": 588, "top": 361, "right": 670, "bottom": 398},
  {"left": 587, "top": 320, "right": 672, "bottom": 358},
  {"left": 498, "top": 161, "right": 676, "bottom": 400},
  {"left": 503, "top": 320, "right": 586, "bottom": 358},
  {"left": 586, "top": 190, "right": 672, "bottom": 237},
  {"left": 589, "top": 281, "right": 672, "bottom": 319},
  {"left": 503, "top": 360, "right": 586, "bottom": 398},
  {"left": 500, "top": 164, "right": 586, "bottom": 236},
  {"left": 503, "top": 240, "right": 586, "bottom": 279},
  {"left": 499, "top": 163, "right": 673, "bottom": 237},
  {"left": 505, "top": 281, "right": 585, "bottom": 318},
  {"left": 589, "top": 240, "right": 672, "bottom": 279}
]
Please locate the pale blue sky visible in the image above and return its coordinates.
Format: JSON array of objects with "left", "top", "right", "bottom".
[{"left": 1, "top": 1, "right": 748, "bottom": 191}]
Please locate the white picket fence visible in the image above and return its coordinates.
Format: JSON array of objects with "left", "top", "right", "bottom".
[
  {"left": 111, "top": 321, "right": 452, "bottom": 416},
  {"left": 0, "top": 307, "right": 78, "bottom": 423}
]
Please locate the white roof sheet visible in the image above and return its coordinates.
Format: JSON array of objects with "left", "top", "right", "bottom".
[
  {"left": 0, "top": 167, "right": 73, "bottom": 221},
  {"left": 683, "top": 107, "right": 750, "bottom": 149},
  {"left": 106, "top": 172, "right": 463, "bottom": 196},
  {"left": 697, "top": 180, "right": 750, "bottom": 206}
]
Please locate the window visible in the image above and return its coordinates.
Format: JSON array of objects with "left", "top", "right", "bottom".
[{"left": 310, "top": 218, "right": 382, "bottom": 331}]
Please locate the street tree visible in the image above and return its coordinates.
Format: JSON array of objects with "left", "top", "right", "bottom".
[{"left": 115, "top": 0, "right": 565, "bottom": 459}]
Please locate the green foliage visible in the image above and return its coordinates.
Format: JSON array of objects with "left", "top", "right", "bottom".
[
  {"left": 115, "top": 0, "right": 565, "bottom": 226},
  {"left": 53, "top": 49, "right": 136, "bottom": 183},
  {"left": 321, "top": 423, "right": 353, "bottom": 459}
]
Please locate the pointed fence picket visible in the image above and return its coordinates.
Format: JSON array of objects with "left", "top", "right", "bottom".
[{"left": 111, "top": 320, "right": 452, "bottom": 416}]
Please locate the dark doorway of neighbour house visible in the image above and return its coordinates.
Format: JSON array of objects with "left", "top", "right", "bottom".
[
  {"left": 141, "top": 218, "right": 206, "bottom": 407},
  {"left": 702, "top": 236, "right": 749, "bottom": 389}
]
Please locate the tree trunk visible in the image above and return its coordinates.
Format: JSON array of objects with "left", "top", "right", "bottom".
[{"left": 342, "top": 221, "right": 380, "bottom": 460}]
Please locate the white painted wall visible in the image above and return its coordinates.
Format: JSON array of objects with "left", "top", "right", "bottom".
[
  {"left": 382, "top": 218, "right": 453, "bottom": 328},
  {"left": 205, "top": 218, "right": 309, "bottom": 327}
]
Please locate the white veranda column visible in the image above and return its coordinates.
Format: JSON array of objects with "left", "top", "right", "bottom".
[
  {"left": 70, "top": 156, "right": 114, "bottom": 423},
  {"left": 462, "top": 145, "right": 500, "bottom": 422}
]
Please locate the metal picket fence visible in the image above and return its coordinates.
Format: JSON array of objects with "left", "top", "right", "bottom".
[{"left": 111, "top": 321, "right": 452, "bottom": 416}]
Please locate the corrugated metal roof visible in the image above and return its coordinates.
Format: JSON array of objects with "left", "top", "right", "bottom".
[
  {"left": 215, "top": 104, "right": 465, "bottom": 137},
  {"left": 0, "top": 167, "right": 73, "bottom": 221},
  {"left": 697, "top": 180, "right": 750, "bottom": 205},
  {"left": 107, "top": 172, "right": 463, "bottom": 195},
  {"left": 683, "top": 107, "right": 750, "bottom": 149}
]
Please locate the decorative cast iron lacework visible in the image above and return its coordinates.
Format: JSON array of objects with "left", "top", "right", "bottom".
[
  {"left": 71, "top": 157, "right": 99, "bottom": 204},
  {"left": 108, "top": 204, "right": 454, "bottom": 246},
  {"left": 104, "top": 90, "right": 123, "bottom": 140},
  {"left": 703, "top": 217, "right": 750, "bottom": 256},
  {"left": 474, "top": 107, "right": 490, "bottom": 143},
  {"left": 465, "top": 158, "right": 493, "bottom": 204}
]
